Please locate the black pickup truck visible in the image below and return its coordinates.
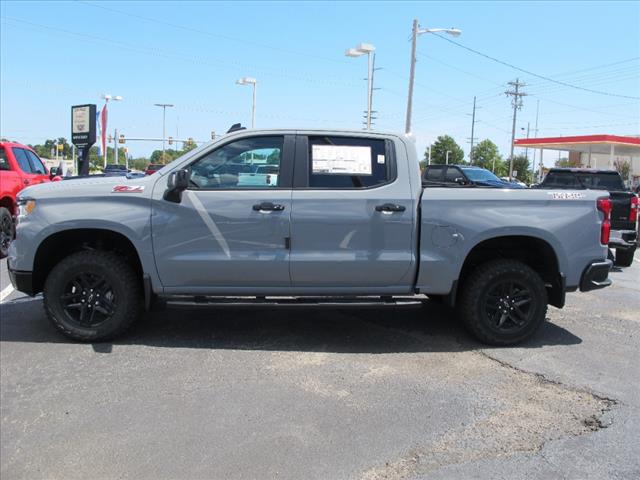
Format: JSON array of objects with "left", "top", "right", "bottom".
[{"left": 536, "top": 168, "right": 638, "bottom": 266}]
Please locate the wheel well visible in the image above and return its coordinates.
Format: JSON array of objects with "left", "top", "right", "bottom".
[
  {"left": 457, "top": 236, "right": 564, "bottom": 308},
  {"left": 0, "top": 196, "right": 16, "bottom": 215},
  {"left": 33, "top": 229, "right": 143, "bottom": 295}
]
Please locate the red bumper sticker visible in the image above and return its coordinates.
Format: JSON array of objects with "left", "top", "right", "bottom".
[{"left": 112, "top": 185, "right": 145, "bottom": 193}]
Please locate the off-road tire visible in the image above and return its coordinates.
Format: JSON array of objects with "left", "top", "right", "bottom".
[
  {"left": 0, "top": 207, "right": 14, "bottom": 259},
  {"left": 615, "top": 247, "right": 635, "bottom": 268},
  {"left": 44, "top": 250, "right": 142, "bottom": 342},
  {"left": 458, "top": 259, "right": 548, "bottom": 346}
]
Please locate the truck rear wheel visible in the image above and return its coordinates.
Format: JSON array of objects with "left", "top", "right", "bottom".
[
  {"left": 43, "top": 250, "right": 142, "bottom": 342},
  {"left": 0, "top": 207, "right": 14, "bottom": 259},
  {"left": 458, "top": 259, "right": 547, "bottom": 346},
  {"left": 615, "top": 247, "right": 635, "bottom": 267}
]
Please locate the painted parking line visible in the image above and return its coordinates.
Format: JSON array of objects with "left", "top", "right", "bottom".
[{"left": 0, "top": 284, "right": 15, "bottom": 303}]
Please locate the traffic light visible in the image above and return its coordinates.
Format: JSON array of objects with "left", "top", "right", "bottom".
[
  {"left": 168, "top": 136, "right": 173, "bottom": 146},
  {"left": 118, "top": 134, "right": 125, "bottom": 144},
  {"left": 108, "top": 135, "right": 113, "bottom": 143},
  {"left": 211, "top": 130, "right": 216, "bottom": 140},
  {"left": 187, "top": 137, "right": 194, "bottom": 146}
]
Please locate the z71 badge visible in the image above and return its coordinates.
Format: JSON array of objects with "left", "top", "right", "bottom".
[
  {"left": 112, "top": 185, "right": 145, "bottom": 193},
  {"left": 547, "top": 192, "right": 585, "bottom": 200}
]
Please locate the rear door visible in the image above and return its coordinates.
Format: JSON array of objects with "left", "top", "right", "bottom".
[{"left": 289, "top": 134, "right": 416, "bottom": 292}]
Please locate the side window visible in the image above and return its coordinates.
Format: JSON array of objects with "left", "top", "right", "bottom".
[
  {"left": 26, "top": 150, "right": 47, "bottom": 174},
  {"left": 444, "top": 167, "right": 463, "bottom": 182},
  {"left": 0, "top": 147, "right": 10, "bottom": 171},
  {"left": 308, "top": 136, "right": 391, "bottom": 188},
  {"left": 12, "top": 148, "right": 33, "bottom": 174},
  {"left": 425, "top": 166, "right": 444, "bottom": 181},
  {"left": 189, "top": 136, "right": 283, "bottom": 189}
]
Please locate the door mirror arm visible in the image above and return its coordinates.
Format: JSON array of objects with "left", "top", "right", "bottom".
[{"left": 164, "top": 168, "right": 190, "bottom": 203}]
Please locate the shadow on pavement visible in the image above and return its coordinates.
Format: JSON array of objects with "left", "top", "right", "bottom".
[{"left": 0, "top": 298, "right": 582, "bottom": 353}]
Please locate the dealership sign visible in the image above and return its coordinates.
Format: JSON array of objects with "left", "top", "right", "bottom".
[{"left": 71, "top": 104, "right": 97, "bottom": 147}]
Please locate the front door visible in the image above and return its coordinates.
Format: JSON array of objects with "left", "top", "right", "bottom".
[
  {"left": 289, "top": 135, "right": 417, "bottom": 292},
  {"left": 152, "top": 135, "right": 294, "bottom": 292}
]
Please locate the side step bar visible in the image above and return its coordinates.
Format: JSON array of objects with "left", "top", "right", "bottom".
[{"left": 164, "top": 296, "right": 424, "bottom": 309}]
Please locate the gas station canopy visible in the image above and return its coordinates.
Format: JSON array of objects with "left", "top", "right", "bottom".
[{"left": 514, "top": 134, "right": 640, "bottom": 156}]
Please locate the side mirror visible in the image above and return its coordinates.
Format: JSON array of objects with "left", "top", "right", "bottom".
[
  {"left": 49, "top": 167, "right": 58, "bottom": 177},
  {"left": 164, "top": 168, "right": 190, "bottom": 203}
]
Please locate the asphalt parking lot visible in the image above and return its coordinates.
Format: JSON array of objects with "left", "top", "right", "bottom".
[{"left": 1, "top": 256, "right": 639, "bottom": 480}]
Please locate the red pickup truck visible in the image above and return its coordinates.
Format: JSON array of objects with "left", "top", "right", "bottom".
[{"left": 0, "top": 141, "right": 60, "bottom": 258}]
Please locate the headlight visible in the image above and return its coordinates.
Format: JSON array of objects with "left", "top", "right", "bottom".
[{"left": 17, "top": 198, "right": 36, "bottom": 220}]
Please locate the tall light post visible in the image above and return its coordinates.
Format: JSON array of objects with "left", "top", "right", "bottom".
[
  {"left": 345, "top": 43, "right": 376, "bottom": 130},
  {"left": 446, "top": 150, "right": 451, "bottom": 165},
  {"left": 236, "top": 77, "right": 257, "bottom": 128},
  {"left": 405, "top": 20, "right": 461, "bottom": 134},
  {"left": 100, "top": 94, "right": 122, "bottom": 167},
  {"left": 154, "top": 103, "right": 174, "bottom": 163}
]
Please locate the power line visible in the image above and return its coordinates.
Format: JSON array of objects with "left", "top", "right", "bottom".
[{"left": 432, "top": 33, "right": 640, "bottom": 100}]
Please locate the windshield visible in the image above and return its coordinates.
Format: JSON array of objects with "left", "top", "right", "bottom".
[
  {"left": 462, "top": 168, "right": 502, "bottom": 182},
  {"left": 575, "top": 172, "right": 625, "bottom": 190}
]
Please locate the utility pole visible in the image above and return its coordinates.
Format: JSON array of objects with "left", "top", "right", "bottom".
[
  {"left": 405, "top": 19, "right": 419, "bottom": 134},
  {"left": 468, "top": 96, "right": 478, "bottom": 164},
  {"left": 505, "top": 78, "right": 527, "bottom": 181}
]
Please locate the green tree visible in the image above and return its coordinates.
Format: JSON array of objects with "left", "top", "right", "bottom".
[
  {"left": 470, "top": 139, "right": 502, "bottom": 172},
  {"left": 426, "top": 135, "right": 464, "bottom": 165},
  {"left": 613, "top": 159, "right": 630, "bottom": 183},
  {"left": 555, "top": 156, "right": 580, "bottom": 168},
  {"left": 508, "top": 154, "right": 533, "bottom": 184}
]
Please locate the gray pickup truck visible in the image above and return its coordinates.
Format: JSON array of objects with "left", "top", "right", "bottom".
[{"left": 8, "top": 129, "right": 613, "bottom": 345}]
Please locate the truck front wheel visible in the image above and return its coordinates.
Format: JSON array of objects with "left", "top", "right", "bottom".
[
  {"left": 43, "top": 250, "right": 143, "bottom": 342},
  {"left": 458, "top": 259, "right": 547, "bottom": 346}
]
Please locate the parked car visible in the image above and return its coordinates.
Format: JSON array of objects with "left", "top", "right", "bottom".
[
  {"left": 0, "top": 141, "right": 60, "bottom": 258},
  {"left": 500, "top": 177, "right": 527, "bottom": 188},
  {"left": 423, "top": 164, "right": 525, "bottom": 188},
  {"left": 144, "top": 163, "right": 164, "bottom": 175},
  {"left": 535, "top": 168, "right": 638, "bottom": 267},
  {"left": 9, "top": 129, "right": 611, "bottom": 345},
  {"left": 103, "top": 164, "right": 130, "bottom": 177}
]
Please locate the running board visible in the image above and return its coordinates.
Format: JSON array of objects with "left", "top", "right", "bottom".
[{"left": 164, "top": 296, "right": 424, "bottom": 309}]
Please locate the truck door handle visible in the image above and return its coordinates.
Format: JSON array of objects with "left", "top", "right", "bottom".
[
  {"left": 375, "top": 203, "right": 406, "bottom": 213},
  {"left": 252, "top": 202, "right": 285, "bottom": 212}
]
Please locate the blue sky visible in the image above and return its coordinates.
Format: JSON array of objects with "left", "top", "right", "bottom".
[{"left": 1, "top": 0, "right": 639, "bottom": 165}]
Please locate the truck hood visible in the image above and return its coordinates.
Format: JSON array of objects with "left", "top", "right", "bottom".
[{"left": 18, "top": 175, "right": 158, "bottom": 200}]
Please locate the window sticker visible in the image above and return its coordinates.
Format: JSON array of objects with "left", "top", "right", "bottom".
[
  {"left": 377, "top": 154, "right": 385, "bottom": 164},
  {"left": 312, "top": 145, "right": 372, "bottom": 175}
]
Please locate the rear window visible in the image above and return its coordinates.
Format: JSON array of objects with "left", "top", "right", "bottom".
[
  {"left": 444, "top": 167, "right": 463, "bottom": 182},
  {"left": 307, "top": 136, "right": 392, "bottom": 189},
  {"left": 424, "top": 166, "right": 444, "bottom": 181}
]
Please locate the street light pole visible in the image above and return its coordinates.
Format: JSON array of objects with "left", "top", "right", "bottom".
[
  {"left": 345, "top": 43, "right": 376, "bottom": 130},
  {"left": 404, "top": 20, "right": 461, "bottom": 134},
  {"left": 446, "top": 150, "right": 451, "bottom": 165},
  {"left": 236, "top": 77, "right": 257, "bottom": 128},
  {"left": 154, "top": 103, "right": 174, "bottom": 163}
]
